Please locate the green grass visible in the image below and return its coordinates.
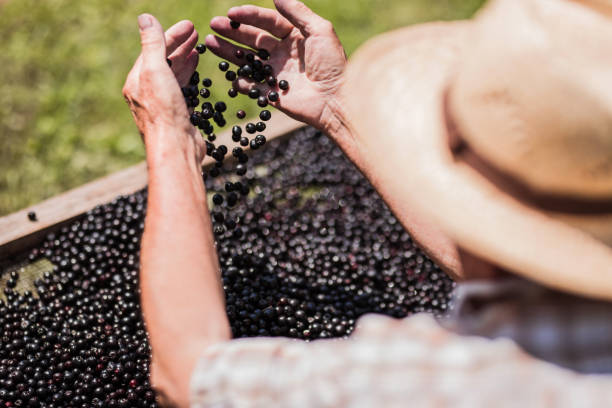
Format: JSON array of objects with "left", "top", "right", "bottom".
[{"left": 0, "top": 0, "right": 485, "bottom": 216}]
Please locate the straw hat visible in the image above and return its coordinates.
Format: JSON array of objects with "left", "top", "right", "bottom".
[{"left": 342, "top": 0, "right": 612, "bottom": 300}]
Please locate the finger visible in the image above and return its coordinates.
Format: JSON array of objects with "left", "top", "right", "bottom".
[
  {"left": 167, "top": 27, "right": 199, "bottom": 62},
  {"left": 273, "top": 0, "right": 330, "bottom": 37},
  {"left": 175, "top": 49, "right": 199, "bottom": 87},
  {"left": 227, "top": 5, "right": 294, "bottom": 39},
  {"left": 210, "top": 16, "right": 278, "bottom": 52},
  {"left": 205, "top": 34, "right": 254, "bottom": 66},
  {"left": 138, "top": 14, "right": 166, "bottom": 66},
  {"left": 165, "top": 20, "right": 196, "bottom": 56}
]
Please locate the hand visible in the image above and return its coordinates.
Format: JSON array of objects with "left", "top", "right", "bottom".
[
  {"left": 123, "top": 15, "right": 204, "bottom": 162},
  {"left": 205, "top": 0, "right": 347, "bottom": 131}
]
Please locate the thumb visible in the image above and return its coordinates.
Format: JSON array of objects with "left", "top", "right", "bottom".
[{"left": 138, "top": 14, "right": 166, "bottom": 66}]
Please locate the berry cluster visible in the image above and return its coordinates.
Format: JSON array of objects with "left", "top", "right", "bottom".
[
  {"left": 178, "top": 42, "right": 289, "bottom": 235},
  {"left": 1, "top": 126, "right": 453, "bottom": 406}
]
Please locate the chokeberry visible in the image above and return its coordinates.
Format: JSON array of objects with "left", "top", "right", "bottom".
[
  {"left": 257, "top": 96, "right": 268, "bottom": 108},
  {"left": 236, "top": 164, "right": 247, "bottom": 176},
  {"left": 212, "top": 193, "right": 224, "bottom": 205},
  {"left": 259, "top": 110, "right": 271, "bottom": 121},
  {"left": 228, "top": 88, "right": 238, "bottom": 98},
  {"left": 257, "top": 49, "right": 270, "bottom": 60},
  {"left": 240, "top": 137, "right": 249, "bottom": 146},
  {"left": 236, "top": 110, "right": 246, "bottom": 119},
  {"left": 278, "top": 80, "right": 289, "bottom": 90},
  {"left": 256, "top": 122, "right": 266, "bottom": 132},
  {"left": 245, "top": 123, "right": 256, "bottom": 134},
  {"left": 195, "top": 43, "right": 207, "bottom": 54},
  {"left": 214, "top": 102, "right": 227, "bottom": 113},
  {"left": 230, "top": 20, "right": 241, "bottom": 29},
  {"left": 202, "top": 78, "right": 213, "bottom": 87},
  {"left": 199, "top": 88, "right": 210, "bottom": 98},
  {"left": 255, "top": 134, "right": 266, "bottom": 147},
  {"left": 267, "top": 91, "right": 279, "bottom": 102},
  {"left": 219, "top": 61, "right": 230, "bottom": 72},
  {"left": 248, "top": 88, "right": 260, "bottom": 99}
]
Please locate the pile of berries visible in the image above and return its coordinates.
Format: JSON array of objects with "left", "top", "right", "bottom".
[{"left": 0, "top": 126, "right": 453, "bottom": 406}]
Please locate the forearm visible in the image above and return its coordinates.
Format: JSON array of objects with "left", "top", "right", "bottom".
[
  {"left": 324, "top": 91, "right": 462, "bottom": 279},
  {"left": 140, "top": 126, "right": 231, "bottom": 404}
]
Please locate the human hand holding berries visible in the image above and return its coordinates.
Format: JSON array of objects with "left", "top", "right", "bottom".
[
  {"left": 123, "top": 15, "right": 205, "bottom": 164},
  {"left": 205, "top": 0, "right": 348, "bottom": 133}
]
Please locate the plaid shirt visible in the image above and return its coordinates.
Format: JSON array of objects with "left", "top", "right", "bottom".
[{"left": 190, "top": 279, "right": 612, "bottom": 407}]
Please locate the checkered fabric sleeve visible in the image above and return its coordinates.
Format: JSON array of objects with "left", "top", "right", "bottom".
[{"left": 190, "top": 313, "right": 612, "bottom": 408}]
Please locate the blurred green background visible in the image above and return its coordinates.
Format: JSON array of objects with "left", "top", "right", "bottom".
[{"left": 0, "top": 0, "right": 486, "bottom": 216}]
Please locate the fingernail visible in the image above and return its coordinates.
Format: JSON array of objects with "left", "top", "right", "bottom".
[{"left": 138, "top": 14, "right": 152, "bottom": 29}]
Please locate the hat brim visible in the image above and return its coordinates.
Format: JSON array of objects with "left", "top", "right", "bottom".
[{"left": 343, "top": 22, "right": 612, "bottom": 300}]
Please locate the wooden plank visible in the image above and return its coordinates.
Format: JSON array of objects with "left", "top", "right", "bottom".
[{"left": 0, "top": 113, "right": 305, "bottom": 258}]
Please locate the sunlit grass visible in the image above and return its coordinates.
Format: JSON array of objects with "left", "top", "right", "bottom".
[{"left": 0, "top": 0, "right": 485, "bottom": 215}]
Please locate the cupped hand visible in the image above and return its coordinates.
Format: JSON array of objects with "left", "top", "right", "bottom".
[
  {"left": 205, "top": 0, "right": 347, "bottom": 130},
  {"left": 123, "top": 14, "right": 204, "bottom": 162}
]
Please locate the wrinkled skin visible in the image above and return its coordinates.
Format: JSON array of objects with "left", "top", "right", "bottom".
[{"left": 206, "top": 0, "right": 348, "bottom": 130}]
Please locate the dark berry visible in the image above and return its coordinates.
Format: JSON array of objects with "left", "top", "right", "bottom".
[
  {"left": 214, "top": 101, "right": 227, "bottom": 113},
  {"left": 267, "top": 76, "right": 277, "bottom": 87},
  {"left": 256, "top": 122, "right": 266, "bottom": 132},
  {"left": 232, "top": 147, "right": 243, "bottom": 157},
  {"left": 267, "top": 91, "right": 279, "bottom": 102},
  {"left": 196, "top": 43, "right": 207, "bottom": 54},
  {"left": 255, "top": 134, "right": 266, "bottom": 146},
  {"left": 259, "top": 110, "right": 271, "bottom": 121},
  {"left": 257, "top": 96, "right": 268, "bottom": 108},
  {"left": 278, "top": 80, "right": 289, "bottom": 90},
  {"left": 240, "top": 64, "right": 253, "bottom": 77},
  {"left": 199, "top": 88, "right": 210, "bottom": 98},
  {"left": 236, "top": 164, "right": 247, "bottom": 176},
  {"left": 235, "top": 49, "right": 244, "bottom": 59},
  {"left": 219, "top": 61, "right": 230, "bottom": 71},
  {"left": 232, "top": 126, "right": 242, "bottom": 142},
  {"left": 236, "top": 110, "right": 246, "bottom": 119},
  {"left": 226, "top": 192, "right": 238, "bottom": 207},
  {"left": 257, "top": 49, "right": 270, "bottom": 60},
  {"left": 230, "top": 20, "right": 241, "bottom": 29},
  {"left": 228, "top": 88, "right": 238, "bottom": 98},
  {"left": 190, "top": 71, "right": 200, "bottom": 85},
  {"left": 212, "top": 211, "right": 225, "bottom": 223},
  {"left": 225, "top": 71, "right": 237, "bottom": 81},
  {"left": 248, "top": 88, "right": 260, "bottom": 99},
  {"left": 212, "top": 193, "right": 224, "bottom": 205},
  {"left": 202, "top": 78, "right": 213, "bottom": 87},
  {"left": 245, "top": 123, "right": 256, "bottom": 134},
  {"left": 250, "top": 139, "right": 259, "bottom": 150},
  {"left": 240, "top": 137, "right": 249, "bottom": 146}
]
